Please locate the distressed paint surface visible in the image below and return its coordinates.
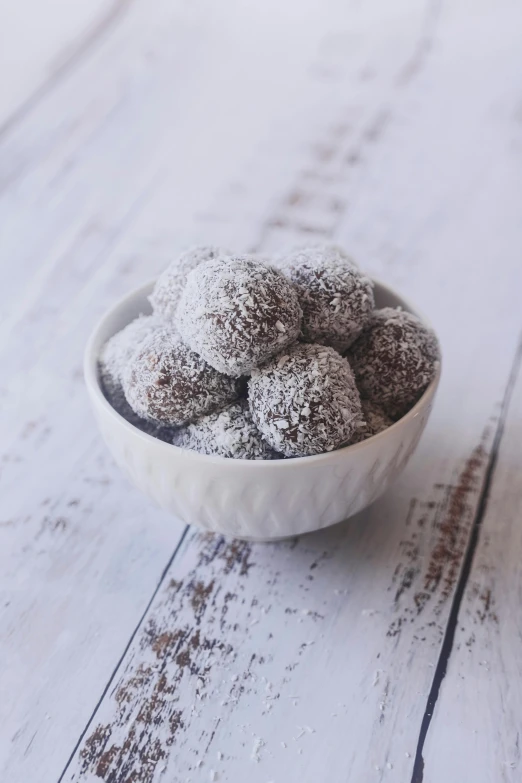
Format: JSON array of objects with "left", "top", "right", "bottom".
[
  {"left": 422, "top": 343, "right": 522, "bottom": 783},
  {"left": 0, "top": 0, "right": 120, "bottom": 129},
  {"left": 1, "top": 1, "right": 522, "bottom": 782}
]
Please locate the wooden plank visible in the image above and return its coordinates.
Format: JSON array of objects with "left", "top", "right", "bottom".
[
  {"left": 0, "top": 0, "right": 346, "bottom": 343},
  {"left": 421, "top": 340, "right": 522, "bottom": 783},
  {"left": 0, "top": 0, "right": 122, "bottom": 130},
  {"left": 0, "top": 1, "right": 329, "bottom": 780},
  {"left": 57, "top": 2, "right": 522, "bottom": 781},
  {"left": 0, "top": 1, "right": 436, "bottom": 780}
]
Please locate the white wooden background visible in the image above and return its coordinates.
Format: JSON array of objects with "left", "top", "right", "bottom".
[{"left": 1, "top": 1, "right": 521, "bottom": 782}]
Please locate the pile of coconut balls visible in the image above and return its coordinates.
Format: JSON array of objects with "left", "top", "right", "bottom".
[{"left": 99, "top": 245, "right": 440, "bottom": 459}]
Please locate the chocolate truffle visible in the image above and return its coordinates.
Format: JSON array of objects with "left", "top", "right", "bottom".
[
  {"left": 280, "top": 245, "right": 374, "bottom": 351},
  {"left": 99, "top": 317, "right": 181, "bottom": 441},
  {"left": 173, "top": 399, "right": 278, "bottom": 460},
  {"left": 122, "top": 328, "right": 241, "bottom": 426},
  {"left": 248, "top": 343, "right": 363, "bottom": 457},
  {"left": 176, "top": 256, "right": 302, "bottom": 377},
  {"left": 99, "top": 315, "right": 159, "bottom": 418},
  {"left": 350, "top": 399, "right": 394, "bottom": 444},
  {"left": 348, "top": 307, "right": 440, "bottom": 420},
  {"left": 149, "top": 245, "right": 229, "bottom": 321}
]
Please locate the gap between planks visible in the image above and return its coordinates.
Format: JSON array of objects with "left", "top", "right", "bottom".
[
  {"left": 56, "top": 333, "right": 522, "bottom": 783},
  {"left": 56, "top": 527, "right": 190, "bottom": 783},
  {"left": 54, "top": 10, "right": 451, "bottom": 777},
  {"left": 53, "top": 7, "right": 522, "bottom": 776},
  {"left": 411, "top": 332, "right": 522, "bottom": 783}
]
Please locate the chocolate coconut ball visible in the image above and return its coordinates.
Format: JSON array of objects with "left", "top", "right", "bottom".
[
  {"left": 350, "top": 399, "right": 394, "bottom": 444},
  {"left": 176, "top": 256, "right": 302, "bottom": 377},
  {"left": 100, "top": 315, "right": 158, "bottom": 390},
  {"left": 149, "top": 245, "right": 229, "bottom": 321},
  {"left": 173, "top": 399, "right": 278, "bottom": 460},
  {"left": 248, "top": 343, "right": 363, "bottom": 457},
  {"left": 348, "top": 307, "right": 440, "bottom": 420},
  {"left": 280, "top": 245, "right": 374, "bottom": 352},
  {"left": 99, "top": 315, "right": 159, "bottom": 419},
  {"left": 99, "top": 316, "right": 180, "bottom": 441},
  {"left": 122, "top": 328, "right": 241, "bottom": 427}
]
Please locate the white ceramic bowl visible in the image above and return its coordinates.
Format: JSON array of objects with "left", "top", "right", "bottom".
[{"left": 84, "top": 280, "right": 440, "bottom": 540}]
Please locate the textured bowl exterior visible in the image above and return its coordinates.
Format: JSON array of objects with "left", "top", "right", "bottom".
[{"left": 84, "top": 280, "right": 440, "bottom": 540}]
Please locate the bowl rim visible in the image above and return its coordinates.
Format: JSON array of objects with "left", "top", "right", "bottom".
[{"left": 84, "top": 277, "right": 441, "bottom": 468}]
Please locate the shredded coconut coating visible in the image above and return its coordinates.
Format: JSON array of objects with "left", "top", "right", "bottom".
[
  {"left": 100, "top": 376, "right": 144, "bottom": 428},
  {"left": 248, "top": 343, "right": 362, "bottom": 457},
  {"left": 101, "top": 379, "right": 178, "bottom": 443},
  {"left": 173, "top": 400, "right": 279, "bottom": 460},
  {"left": 122, "top": 327, "right": 241, "bottom": 426},
  {"left": 149, "top": 246, "right": 230, "bottom": 321},
  {"left": 99, "top": 317, "right": 185, "bottom": 441},
  {"left": 273, "top": 243, "right": 359, "bottom": 269},
  {"left": 99, "top": 315, "right": 160, "bottom": 420},
  {"left": 279, "top": 245, "right": 374, "bottom": 352},
  {"left": 350, "top": 399, "right": 394, "bottom": 444},
  {"left": 176, "top": 256, "right": 302, "bottom": 377},
  {"left": 100, "top": 315, "right": 159, "bottom": 390},
  {"left": 348, "top": 307, "right": 440, "bottom": 420}
]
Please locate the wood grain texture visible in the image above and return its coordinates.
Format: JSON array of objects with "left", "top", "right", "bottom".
[
  {"left": 1, "top": 0, "right": 522, "bottom": 781},
  {"left": 59, "top": 1, "right": 522, "bottom": 781},
  {"left": 1, "top": 1, "right": 420, "bottom": 779},
  {"left": 0, "top": 0, "right": 127, "bottom": 132},
  {"left": 0, "top": 0, "right": 343, "bottom": 779},
  {"left": 422, "top": 340, "right": 522, "bottom": 783}
]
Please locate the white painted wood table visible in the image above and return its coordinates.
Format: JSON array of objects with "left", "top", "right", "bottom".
[{"left": 1, "top": 1, "right": 522, "bottom": 781}]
